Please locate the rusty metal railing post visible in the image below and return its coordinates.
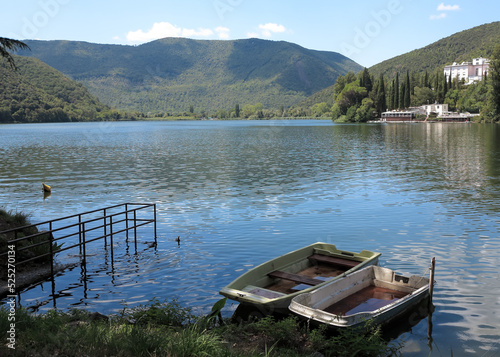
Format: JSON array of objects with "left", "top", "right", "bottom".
[
  {"left": 110, "top": 215, "right": 114, "bottom": 256},
  {"left": 82, "top": 222, "right": 86, "bottom": 269},
  {"left": 49, "top": 221, "right": 54, "bottom": 277},
  {"left": 133, "top": 209, "right": 137, "bottom": 253},
  {"left": 103, "top": 208, "right": 107, "bottom": 247},
  {"left": 154, "top": 203, "right": 157, "bottom": 244},
  {"left": 78, "top": 214, "right": 82, "bottom": 255},
  {"left": 125, "top": 203, "right": 129, "bottom": 242}
]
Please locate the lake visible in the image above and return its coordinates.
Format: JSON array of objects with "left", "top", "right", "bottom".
[{"left": 1, "top": 120, "right": 499, "bottom": 356}]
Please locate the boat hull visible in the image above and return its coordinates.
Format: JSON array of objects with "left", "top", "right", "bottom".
[
  {"left": 219, "top": 242, "right": 381, "bottom": 315},
  {"left": 289, "top": 265, "right": 430, "bottom": 328}
]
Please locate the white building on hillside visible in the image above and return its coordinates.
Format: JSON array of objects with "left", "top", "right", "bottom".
[
  {"left": 443, "top": 57, "right": 490, "bottom": 84},
  {"left": 423, "top": 103, "right": 448, "bottom": 116}
]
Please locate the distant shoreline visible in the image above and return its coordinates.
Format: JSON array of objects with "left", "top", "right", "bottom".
[{"left": 0, "top": 117, "right": 333, "bottom": 124}]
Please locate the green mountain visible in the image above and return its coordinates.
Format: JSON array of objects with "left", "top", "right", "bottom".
[
  {"left": 0, "top": 56, "right": 110, "bottom": 123},
  {"left": 369, "top": 21, "right": 500, "bottom": 78},
  {"left": 292, "top": 85, "right": 337, "bottom": 109},
  {"left": 18, "top": 38, "right": 362, "bottom": 113},
  {"left": 293, "top": 21, "right": 500, "bottom": 115}
]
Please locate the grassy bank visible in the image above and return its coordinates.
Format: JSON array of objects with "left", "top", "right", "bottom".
[
  {"left": 0, "top": 298, "right": 402, "bottom": 356},
  {"left": 0, "top": 209, "right": 67, "bottom": 298},
  {"left": 0, "top": 209, "right": 61, "bottom": 270}
]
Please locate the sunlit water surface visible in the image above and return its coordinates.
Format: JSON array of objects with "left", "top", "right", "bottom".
[{"left": 1, "top": 120, "right": 499, "bottom": 356}]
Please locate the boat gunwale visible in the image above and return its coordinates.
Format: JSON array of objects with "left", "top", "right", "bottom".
[
  {"left": 289, "top": 265, "right": 430, "bottom": 327},
  {"left": 219, "top": 242, "right": 381, "bottom": 308}
]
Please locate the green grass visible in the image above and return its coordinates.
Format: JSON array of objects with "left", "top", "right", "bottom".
[{"left": 0, "top": 298, "right": 402, "bottom": 356}]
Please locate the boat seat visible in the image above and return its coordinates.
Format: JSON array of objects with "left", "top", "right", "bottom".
[
  {"left": 242, "top": 285, "right": 286, "bottom": 299},
  {"left": 268, "top": 270, "right": 324, "bottom": 286},
  {"left": 308, "top": 254, "right": 360, "bottom": 269}
]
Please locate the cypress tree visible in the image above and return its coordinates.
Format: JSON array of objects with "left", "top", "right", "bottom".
[
  {"left": 390, "top": 79, "right": 395, "bottom": 110},
  {"left": 490, "top": 44, "right": 500, "bottom": 119},
  {"left": 434, "top": 73, "right": 440, "bottom": 102},
  {"left": 405, "top": 71, "right": 411, "bottom": 108},
  {"left": 394, "top": 73, "right": 400, "bottom": 109},
  {"left": 361, "top": 68, "right": 372, "bottom": 92},
  {"left": 423, "top": 70, "right": 429, "bottom": 88},
  {"left": 376, "top": 74, "right": 386, "bottom": 116},
  {"left": 443, "top": 74, "right": 448, "bottom": 97},
  {"left": 399, "top": 82, "right": 405, "bottom": 109}
]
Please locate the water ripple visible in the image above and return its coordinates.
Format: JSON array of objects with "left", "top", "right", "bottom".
[{"left": 1, "top": 121, "right": 500, "bottom": 356}]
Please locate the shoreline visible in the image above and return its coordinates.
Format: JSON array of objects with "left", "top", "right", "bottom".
[{"left": 0, "top": 262, "right": 75, "bottom": 299}]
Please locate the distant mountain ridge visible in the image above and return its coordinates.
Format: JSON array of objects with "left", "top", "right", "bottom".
[{"left": 18, "top": 38, "right": 363, "bottom": 113}]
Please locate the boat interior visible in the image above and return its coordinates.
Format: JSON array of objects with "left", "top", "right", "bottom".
[
  {"left": 323, "top": 285, "right": 409, "bottom": 316},
  {"left": 245, "top": 253, "right": 363, "bottom": 297},
  {"left": 316, "top": 268, "right": 427, "bottom": 316}
]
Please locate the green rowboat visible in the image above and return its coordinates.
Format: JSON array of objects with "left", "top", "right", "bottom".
[{"left": 219, "top": 242, "right": 381, "bottom": 315}]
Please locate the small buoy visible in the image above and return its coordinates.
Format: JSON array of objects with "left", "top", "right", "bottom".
[{"left": 42, "top": 182, "right": 51, "bottom": 192}]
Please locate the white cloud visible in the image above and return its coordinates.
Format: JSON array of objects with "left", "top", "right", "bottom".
[
  {"left": 181, "top": 28, "right": 214, "bottom": 38},
  {"left": 429, "top": 3, "right": 459, "bottom": 21},
  {"left": 247, "top": 23, "right": 287, "bottom": 39},
  {"left": 258, "top": 23, "right": 286, "bottom": 38},
  {"left": 430, "top": 13, "right": 447, "bottom": 20},
  {"left": 127, "top": 22, "right": 181, "bottom": 42},
  {"left": 215, "top": 26, "right": 230, "bottom": 39},
  {"left": 126, "top": 22, "right": 230, "bottom": 43},
  {"left": 437, "top": 3, "right": 460, "bottom": 11}
]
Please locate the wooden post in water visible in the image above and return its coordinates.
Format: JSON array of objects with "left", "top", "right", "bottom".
[{"left": 429, "top": 257, "right": 435, "bottom": 306}]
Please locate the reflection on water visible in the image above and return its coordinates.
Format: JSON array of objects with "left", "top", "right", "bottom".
[{"left": 1, "top": 120, "right": 500, "bottom": 356}]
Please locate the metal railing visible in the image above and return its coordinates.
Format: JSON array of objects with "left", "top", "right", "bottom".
[{"left": 0, "top": 203, "right": 157, "bottom": 278}]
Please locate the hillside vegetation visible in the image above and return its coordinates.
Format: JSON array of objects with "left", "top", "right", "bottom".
[
  {"left": 0, "top": 56, "right": 121, "bottom": 123},
  {"left": 18, "top": 38, "right": 362, "bottom": 114},
  {"left": 370, "top": 21, "right": 500, "bottom": 79},
  {"left": 292, "top": 21, "right": 500, "bottom": 119}
]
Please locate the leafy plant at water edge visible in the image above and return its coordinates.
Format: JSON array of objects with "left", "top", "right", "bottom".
[
  {"left": 116, "top": 298, "right": 197, "bottom": 327},
  {"left": 309, "top": 320, "right": 402, "bottom": 357}
]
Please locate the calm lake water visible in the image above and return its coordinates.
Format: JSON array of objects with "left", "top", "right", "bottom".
[{"left": 1, "top": 120, "right": 499, "bottom": 355}]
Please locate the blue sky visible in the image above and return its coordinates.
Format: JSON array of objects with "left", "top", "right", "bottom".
[{"left": 2, "top": 0, "right": 499, "bottom": 67}]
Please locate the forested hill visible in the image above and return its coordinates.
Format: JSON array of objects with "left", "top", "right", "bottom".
[
  {"left": 369, "top": 21, "right": 500, "bottom": 78},
  {"left": 0, "top": 56, "right": 112, "bottom": 123},
  {"left": 17, "top": 38, "right": 362, "bottom": 113}
]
